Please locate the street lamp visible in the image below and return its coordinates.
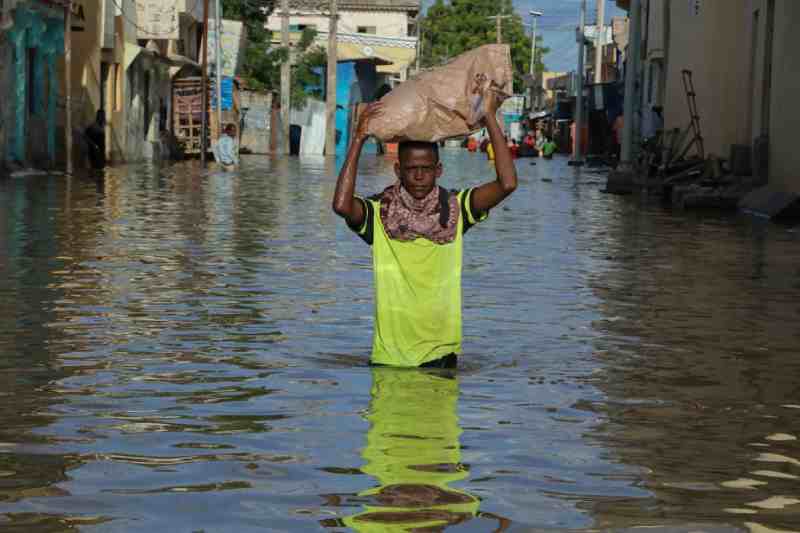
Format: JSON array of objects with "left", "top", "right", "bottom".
[{"left": 528, "top": 10, "right": 543, "bottom": 111}]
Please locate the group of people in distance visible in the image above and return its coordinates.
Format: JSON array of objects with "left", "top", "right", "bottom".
[
  {"left": 520, "top": 128, "right": 557, "bottom": 159},
  {"left": 467, "top": 125, "right": 557, "bottom": 160}
]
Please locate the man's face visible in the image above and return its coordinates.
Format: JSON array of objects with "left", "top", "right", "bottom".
[{"left": 395, "top": 146, "right": 442, "bottom": 200}]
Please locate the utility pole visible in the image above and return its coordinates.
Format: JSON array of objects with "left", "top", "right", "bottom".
[
  {"left": 200, "top": 0, "right": 210, "bottom": 165},
  {"left": 570, "top": 0, "right": 586, "bottom": 166},
  {"left": 64, "top": 2, "right": 72, "bottom": 175},
  {"left": 214, "top": 0, "right": 223, "bottom": 139},
  {"left": 528, "top": 10, "right": 543, "bottom": 111},
  {"left": 488, "top": 9, "right": 511, "bottom": 44},
  {"left": 325, "top": 0, "right": 338, "bottom": 156},
  {"left": 280, "top": 0, "right": 291, "bottom": 155},
  {"left": 594, "top": 0, "right": 606, "bottom": 83},
  {"left": 620, "top": 0, "right": 643, "bottom": 167}
]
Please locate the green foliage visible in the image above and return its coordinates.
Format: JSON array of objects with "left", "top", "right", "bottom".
[
  {"left": 421, "top": 0, "right": 549, "bottom": 91},
  {"left": 221, "top": 0, "right": 325, "bottom": 109}
]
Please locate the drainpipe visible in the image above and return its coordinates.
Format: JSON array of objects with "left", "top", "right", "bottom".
[{"left": 620, "top": 0, "right": 643, "bottom": 168}]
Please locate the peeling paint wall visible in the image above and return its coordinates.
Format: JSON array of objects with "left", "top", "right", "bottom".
[
  {"left": 125, "top": 53, "right": 171, "bottom": 162},
  {"left": 2, "top": 3, "right": 64, "bottom": 168}
]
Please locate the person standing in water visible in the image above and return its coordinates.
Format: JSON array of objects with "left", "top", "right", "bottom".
[
  {"left": 84, "top": 110, "right": 106, "bottom": 170},
  {"left": 332, "top": 87, "right": 517, "bottom": 368},
  {"left": 215, "top": 123, "right": 239, "bottom": 171}
]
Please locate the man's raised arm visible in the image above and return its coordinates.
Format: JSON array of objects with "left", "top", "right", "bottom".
[
  {"left": 470, "top": 89, "right": 518, "bottom": 215},
  {"left": 332, "top": 102, "right": 383, "bottom": 228}
]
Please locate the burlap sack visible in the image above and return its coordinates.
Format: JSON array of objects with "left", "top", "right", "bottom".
[{"left": 366, "top": 44, "right": 513, "bottom": 143}]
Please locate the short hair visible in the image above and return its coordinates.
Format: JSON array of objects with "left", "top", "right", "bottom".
[
  {"left": 398, "top": 141, "right": 439, "bottom": 164},
  {"left": 225, "top": 123, "right": 236, "bottom": 132}
]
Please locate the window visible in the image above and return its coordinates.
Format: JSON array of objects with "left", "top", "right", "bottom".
[{"left": 357, "top": 26, "right": 377, "bottom": 34}]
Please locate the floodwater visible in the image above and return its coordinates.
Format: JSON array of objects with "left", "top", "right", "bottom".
[{"left": 1, "top": 151, "right": 800, "bottom": 532}]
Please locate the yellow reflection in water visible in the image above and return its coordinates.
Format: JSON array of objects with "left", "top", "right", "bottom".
[{"left": 343, "top": 368, "right": 480, "bottom": 532}]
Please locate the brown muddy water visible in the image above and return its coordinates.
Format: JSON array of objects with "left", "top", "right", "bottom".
[{"left": 1, "top": 151, "right": 800, "bottom": 532}]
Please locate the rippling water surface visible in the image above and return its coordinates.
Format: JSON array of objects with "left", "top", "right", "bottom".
[{"left": 1, "top": 152, "right": 800, "bottom": 532}]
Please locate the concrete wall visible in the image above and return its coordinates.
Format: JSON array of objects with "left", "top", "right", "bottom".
[
  {"left": 766, "top": 0, "right": 800, "bottom": 192},
  {"left": 106, "top": 0, "right": 136, "bottom": 163},
  {"left": 5, "top": 3, "right": 65, "bottom": 168},
  {"left": 661, "top": 0, "right": 751, "bottom": 158},
  {"left": 240, "top": 90, "right": 273, "bottom": 154},
  {"left": 267, "top": 10, "right": 410, "bottom": 38},
  {"left": 64, "top": 0, "right": 103, "bottom": 168},
  {"left": 654, "top": 0, "right": 798, "bottom": 192},
  {"left": 125, "top": 54, "right": 171, "bottom": 162}
]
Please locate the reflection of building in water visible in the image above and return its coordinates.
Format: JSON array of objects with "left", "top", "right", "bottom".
[
  {"left": 343, "top": 368, "right": 480, "bottom": 531},
  {"left": 583, "top": 206, "right": 800, "bottom": 530}
]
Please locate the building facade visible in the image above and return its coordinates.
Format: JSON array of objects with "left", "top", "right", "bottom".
[
  {"left": 265, "top": 0, "right": 420, "bottom": 83},
  {"left": 618, "top": 0, "right": 800, "bottom": 192},
  {"left": 0, "top": 0, "right": 67, "bottom": 169}
]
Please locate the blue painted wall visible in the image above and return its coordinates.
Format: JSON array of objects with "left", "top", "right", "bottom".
[
  {"left": 334, "top": 60, "right": 380, "bottom": 156},
  {"left": 5, "top": 6, "right": 64, "bottom": 164}
]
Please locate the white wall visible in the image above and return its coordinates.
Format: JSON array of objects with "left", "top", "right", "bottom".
[
  {"left": 266, "top": 10, "right": 410, "bottom": 38},
  {"left": 662, "top": 0, "right": 750, "bottom": 158}
]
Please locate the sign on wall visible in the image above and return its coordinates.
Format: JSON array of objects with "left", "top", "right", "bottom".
[
  {"left": 136, "top": 0, "right": 179, "bottom": 39},
  {"left": 207, "top": 20, "right": 246, "bottom": 77}
]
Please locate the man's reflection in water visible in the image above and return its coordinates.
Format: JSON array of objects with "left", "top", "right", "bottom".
[{"left": 322, "top": 368, "right": 509, "bottom": 531}]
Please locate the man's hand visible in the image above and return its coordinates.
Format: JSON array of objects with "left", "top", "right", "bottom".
[
  {"left": 481, "top": 84, "right": 503, "bottom": 120},
  {"left": 470, "top": 84, "right": 518, "bottom": 215},
  {"left": 354, "top": 102, "right": 383, "bottom": 144},
  {"left": 332, "top": 101, "right": 384, "bottom": 228}
]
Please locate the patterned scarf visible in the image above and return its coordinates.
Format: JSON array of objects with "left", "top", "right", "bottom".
[{"left": 379, "top": 182, "right": 460, "bottom": 244}]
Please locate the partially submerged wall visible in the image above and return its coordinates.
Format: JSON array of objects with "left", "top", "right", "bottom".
[{"left": 240, "top": 90, "right": 273, "bottom": 154}]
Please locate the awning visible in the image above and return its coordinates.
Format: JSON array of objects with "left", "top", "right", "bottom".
[
  {"left": 168, "top": 54, "right": 201, "bottom": 77},
  {"left": 316, "top": 32, "right": 417, "bottom": 76},
  {"left": 124, "top": 43, "right": 191, "bottom": 72},
  {"left": 335, "top": 41, "right": 394, "bottom": 66}
]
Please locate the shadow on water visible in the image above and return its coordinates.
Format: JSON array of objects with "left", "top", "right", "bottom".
[{"left": 0, "top": 152, "right": 799, "bottom": 530}]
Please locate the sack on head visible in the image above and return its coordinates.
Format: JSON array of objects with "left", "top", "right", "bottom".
[{"left": 366, "top": 44, "right": 513, "bottom": 143}]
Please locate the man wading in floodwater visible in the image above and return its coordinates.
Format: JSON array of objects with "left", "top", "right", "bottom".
[{"left": 332, "top": 87, "right": 518, "bottom": 368}]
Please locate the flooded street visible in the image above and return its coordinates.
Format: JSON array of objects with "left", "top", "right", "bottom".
[{"left": 2, "top": 151, "right": 800, "bottom": 532}]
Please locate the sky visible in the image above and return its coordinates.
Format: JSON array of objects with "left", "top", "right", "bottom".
[{"left": 421, "top": 0, "right": 626, "bottom": 73}]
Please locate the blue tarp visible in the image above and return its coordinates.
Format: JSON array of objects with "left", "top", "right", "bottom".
[{"left": 211, "top": 76, "right": 234, "bottom": 111}]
